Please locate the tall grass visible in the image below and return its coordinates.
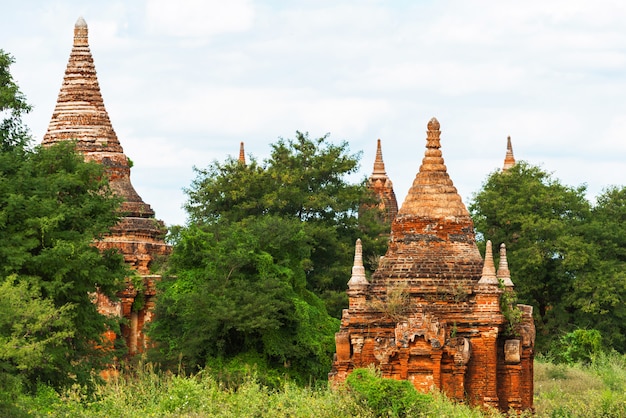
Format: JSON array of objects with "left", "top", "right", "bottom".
[
  {"left": 534, "top": 352, "right": 626, "bottom": 417},
  {"left": 7, "top": 352, "right": 626, "bottom": 417}
]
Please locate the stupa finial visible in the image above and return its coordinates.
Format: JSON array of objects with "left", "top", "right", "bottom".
[
  {"left": 426, "top": 117, "right": 441, "bottom": 150},
  {"left": 74, "top": 17, "right": 88, "bottom": 47},
  {"left": 347, "top": 239, "right": 368, "bottom": 289},
  {"left": 497, "top": 243, "right": 514, "bottom": 287},
  {"left": 478, "top": 240, "right": 499, "bottom": 284}
]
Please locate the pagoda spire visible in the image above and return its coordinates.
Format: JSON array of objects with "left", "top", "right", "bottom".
[
  {"left": 42, "top": 17, "right": 151, "bottom": 218},
  {"left": 367, "top": 139, "right": 398, "bottom": 221},
  {"left": 396, "top": 117, "right": 471, "bottom": 219},
  {"left": 238, "top": 142, "right": 246, "bottom": 165},
  {"left": 372, "top": 139, "right": 387, "bottom": 176},
  {"left": 43, "top": 16, "right": 122, "bottom": 153},
  {"left": 372, "top": 117, "right": 483, "bottom": 281},
  {"left": 502, "top": 136, "right": 516, "bottom": 171}
]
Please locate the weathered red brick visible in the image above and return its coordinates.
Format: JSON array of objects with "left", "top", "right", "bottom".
[{"left": 330, "top": 118, "right": 535, "bottom": 413}]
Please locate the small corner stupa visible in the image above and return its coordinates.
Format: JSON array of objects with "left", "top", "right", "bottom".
[
  {"left": 367, "top": 139, "right": 398, "bottom": 221},
  {"left": 330, "top": 118, "right": 535, "bottom": 413},
  {"left": 42, "top": 17, "right": 171, "bottom": 355},
  {"left": 502, "top": 136, "right": 516, "bottom": 171}
]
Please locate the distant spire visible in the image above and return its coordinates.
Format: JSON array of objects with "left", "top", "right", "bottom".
[
  {"left": 478, "top": 240, "right": 499, "bottom": 284},
  {"left": 239, "top": 141, "right": 246, "bottom": 165},
  {"left": 497, "top": 243, "right": 514, "bottom": 287},
  {"left": 372, "top": 139, "right": 387, "bottom": 176},
  {"left": 347, "top": 239, "right": 368, "bottom": 289},
  {"left": 502, "top": 136, "right": 516, "bottom": 171},
  {"left": 367, "top": 139, "right": 398, "bottom": 220}
]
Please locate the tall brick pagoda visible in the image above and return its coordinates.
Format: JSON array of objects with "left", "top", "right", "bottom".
[
  {"left": 42, "top": 17, "right": 171, "bottom": 354},
  {"left": 367, "top": 139, "right": 398, "bottom": 221},
  {"left": 502, "top": 135, "right": 516, "bottom": 171},
  {"left": 330, "top": 118, "right": 535, "bottom": 413}
]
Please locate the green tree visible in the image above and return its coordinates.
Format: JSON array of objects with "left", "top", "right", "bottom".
[
  {"left": 184, "top": 132, "right": 388, "bottom": 316},
  {"left": 151, "top": 132, "right": 388, "bottom": 380},
  {"left": 0, "top": 50, "right": 31, "bottom": 150},
  {"left": 469, "top": 162, "right": 595, "bottom": 350},
  {"left": 0, "top": 276, "right": 73, "bottom": 401},
  {"left": 569, "top": 186, "right": 626, "bottom": 349},
  {"left": 0, "top": 142, "right": 129, "bottom": 389},
  {"left": 150, "top": 216, "right": 338, "bottom": 382},
  {"left": 0, "top": 51, "right": 129, "bottom": 391}
]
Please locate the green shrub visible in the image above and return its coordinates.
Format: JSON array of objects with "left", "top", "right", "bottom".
[
  {"left": 346, "top": 367, "right": 432, "bottom": 417},
  {"left": 553, "top": 329, "right": 604, "bottom": 364}
]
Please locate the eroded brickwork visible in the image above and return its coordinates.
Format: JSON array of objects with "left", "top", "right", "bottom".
[
  {"left": 42, "top": 17, "right": 171, "bottom": 355},
  {"left": 331, "top": 118, "right": 535, "bottom": 413}
]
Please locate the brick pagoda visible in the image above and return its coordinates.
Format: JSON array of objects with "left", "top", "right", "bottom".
[
  {"left": 330, "top": 118, "right": 535, "bottom": 412},
  {"left": 42, "top": 17, "right": 171, "bottom": 354}
]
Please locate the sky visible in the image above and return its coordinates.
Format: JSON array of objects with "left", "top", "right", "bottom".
[{"left": 3, "top": 0, "right": 626, "bottom": 226}]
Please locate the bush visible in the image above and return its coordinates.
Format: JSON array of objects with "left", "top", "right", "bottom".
[
  {"left": 553, "top": 329, "right": 604, "bottom": 364},
  {"left": 346, "top": 367, "right": 432, "bottom": 417}
]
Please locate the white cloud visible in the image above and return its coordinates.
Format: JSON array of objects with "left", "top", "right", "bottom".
[{"left": 145, "top": 0, "right": 254, "bottom": 39}]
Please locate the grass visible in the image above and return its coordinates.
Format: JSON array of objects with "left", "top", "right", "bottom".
[
  {"left": 5, "top": 353, "right": 626, "bottom": 417},
  {"left": 533, "top": 352, "right": 626, "bottom": 417}
]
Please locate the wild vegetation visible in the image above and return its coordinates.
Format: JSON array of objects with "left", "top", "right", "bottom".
[
  {"left": 3, "top": 352, "right": 626, "bottom": 417},
  {"left": 147, "top": 132, "right": 390, "bottom": 382}
]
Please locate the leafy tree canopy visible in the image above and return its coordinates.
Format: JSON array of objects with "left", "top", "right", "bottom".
[
  {"left": 0, "top": 50, "right": 31, "bottom": 151},
  {"left": 469, "top": 162, "right": 626, "bottom": 352},
  {"left": 151, "top": 132, "right": 390, "bottom": 381},
  {"left": 184, "top": 132, "right": 389, "bottom": 316}
]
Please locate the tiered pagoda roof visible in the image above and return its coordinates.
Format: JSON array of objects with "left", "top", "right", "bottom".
[{"left": 373, "top": 117, "right": 483, "bottom": 282}]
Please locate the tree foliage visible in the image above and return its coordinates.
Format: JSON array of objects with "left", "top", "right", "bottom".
[
  {"left": 469, "top": 162, "right": 626, "bottom": 352},
  {"left": 0, "top": 142, "right": 129, "bottom": 390},
  {"left": 151, "top": 132, "right": 388, "bottom": 381},
  {"left": 0, "top": 50, "right": 31, "bottom": 151},
  {"left": 0, "top": 50, "right": 129, "bottom": 392},
  {"left": 184, "top": 132, "right": 388, "bottom": 316}
]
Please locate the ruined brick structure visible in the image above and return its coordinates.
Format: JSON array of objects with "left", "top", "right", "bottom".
[
  {"left": 367, "top": 139, "right": 398, "bottom": 221},
  {"left": 502, "top": 136, "right": 516, "bottom": 171},
  {"left": 42, "top": 17, "right": 171, "bottom": 354},
  {"left": 330, "top": 118, "right": 535, "bottom": 413}
]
